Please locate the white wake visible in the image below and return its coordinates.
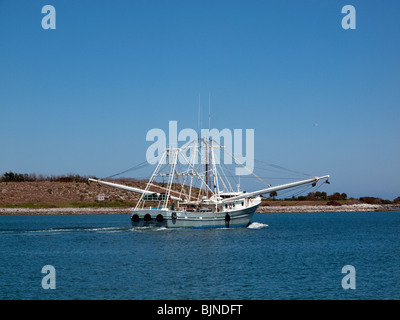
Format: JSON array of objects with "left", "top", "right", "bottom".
[{"left": 247, "top": 222, "right": 269, "bottom": 229}]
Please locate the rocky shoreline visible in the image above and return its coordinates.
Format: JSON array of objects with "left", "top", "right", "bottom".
[
  {"left": 0, "top": 203, "right": 399, "bottom": 215},
  {"left": 257, "top": 203, "right": 400, "bottom": 213}
]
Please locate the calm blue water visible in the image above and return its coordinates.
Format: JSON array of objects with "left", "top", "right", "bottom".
[{"left": 1, "top": 212, "right": 399, "bottom": 300}]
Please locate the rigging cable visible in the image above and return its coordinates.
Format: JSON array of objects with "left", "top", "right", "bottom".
[
  {"left": 254, "top": 159, "right": 313, "bottom": 178},
  {"left": 103, "top": 160, "right": 150, "bottom": 180}
]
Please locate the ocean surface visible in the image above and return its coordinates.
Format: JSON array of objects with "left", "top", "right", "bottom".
[{"left": 0, "top": 211, "right": 399, "bottom": 300}]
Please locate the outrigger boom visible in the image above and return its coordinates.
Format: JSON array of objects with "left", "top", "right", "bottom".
[
  {"left": 88, "top": 178, "right": 183, "bottom": 201},
  {"left": 220, "top": 175, "right": 330, "bottom": 203}
]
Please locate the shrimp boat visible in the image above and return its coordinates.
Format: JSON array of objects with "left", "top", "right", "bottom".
[{"left": 88, "top": 138, "right": 329, "bottom": 228}]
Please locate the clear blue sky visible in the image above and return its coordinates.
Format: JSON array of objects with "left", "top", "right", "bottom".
[{"left": 1, "top": 0, "right": 399, "bottom": 200}]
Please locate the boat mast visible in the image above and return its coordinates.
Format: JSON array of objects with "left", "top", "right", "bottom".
[
  {"left": 163, "top": 148, "right": 178, "bottom": 208},
  {"left": 205, "top": 94, "right": 212, "bottom": 195},
  {"left": 210, "top": 139, "right": 220, "bottom": 194}
]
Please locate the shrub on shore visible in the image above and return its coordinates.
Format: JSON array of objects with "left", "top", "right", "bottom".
[{"left": 0, "top": 171, "right": 94, "bottom": 183}]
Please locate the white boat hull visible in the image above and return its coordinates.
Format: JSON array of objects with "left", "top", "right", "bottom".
[{"left": 130, "top": 203, "right": 260, "bottom": 229}]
